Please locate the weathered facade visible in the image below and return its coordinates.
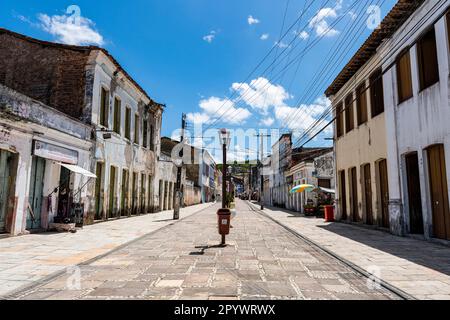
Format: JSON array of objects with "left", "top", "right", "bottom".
[
  {"left": 0, "top": 28, "right": 164, "bottom": 228},
  {"left": 0, "top": 84, "right": 93, "bottom": 235},
  {"left": 326, "top": 0, "right": 450, "bottom": 241},
  {"left": 382, "top": 1, "right": 450, "bottom": 240}
]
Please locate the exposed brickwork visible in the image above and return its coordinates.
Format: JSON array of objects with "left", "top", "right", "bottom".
[{"left": 0, "top": 30, "right": 91, "bottom": 119}]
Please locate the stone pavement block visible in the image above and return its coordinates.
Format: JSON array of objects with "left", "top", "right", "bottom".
[
  {"left": 9, "top": 201, "right": 398, "bottom": 300},
  {"left": 156, "top": 279, "right": 184, "bottom": 287}
]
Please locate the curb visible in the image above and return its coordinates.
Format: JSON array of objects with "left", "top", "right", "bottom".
[{"left": 246, "top": 201, "right": 416, "bottom": 301}]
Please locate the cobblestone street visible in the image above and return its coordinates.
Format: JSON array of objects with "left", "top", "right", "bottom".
[{"left": 8, "top": 200, "right": 399, "bottom": 300}]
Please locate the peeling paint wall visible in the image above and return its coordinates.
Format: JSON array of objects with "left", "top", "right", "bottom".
[
  {"left": 332, "top": 52, "right": 387, "bottom": 225},
  {"left": 87, "top": 52, "right": 161, "bottom": 220},
  {"left": 382, "top": 0, "right": 450, "bottom": 238},
  {"left": 0, "top": 85, "right": 93, "bottom": 235}
]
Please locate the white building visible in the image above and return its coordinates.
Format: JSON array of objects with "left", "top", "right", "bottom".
[
  {"left": 0, "top": 84, "right": 93, "bottom": 235},
  {"left": 382, "top": 0, "right": 450, "bottom": 240},
  {"left": 0, "top": 29, "right": 164, "bottom": 227},
  {"left": 326, "top": 0, "right": 450, "bottom": 241}
]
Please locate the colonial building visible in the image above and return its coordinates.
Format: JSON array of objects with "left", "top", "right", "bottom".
[
  {"left": 285, "top": 148, "right": 334, "bottom": 213},
  {"left": 326, "top": 0, "right": 450, "bottom": 241},
  {"left": 381, "top": 0, "right": 450, "bottom": 240},
  {"left": 0, "top": 28, "right": 163, "bottom": 226},
  {"left": 0, "top": 84, "right": 93, "bottom": 235}
]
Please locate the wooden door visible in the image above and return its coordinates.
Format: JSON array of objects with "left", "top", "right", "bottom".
[
  {"left": 121, "top": 169, "right": 129, "bottom": 216},
  {"left": 27, "top": 157, "right": 45, "bottom": 229},
  {"left": 94, "top": 162, "right": 104, "bottom": 220},
  {"left": 350, "top": 167, "right": 358, "bottom": 222},
  {"left": 427, "top": 145, "right": 450, "bottom": 240},
  {"left": 108, "top": 166, "right": 116, "bottom": 219},
  {"left": 0, "top": 150, "right": 13, "bottom": 232},
  {"left": 379, "top": 159, "right": 390, "bottom": 228},
  {"left": 339, "top": 171, "right": 347, "bottom": 220},
  {"left": 363, "top": 164, "right": 373, "bottom": 225},
  {"left": 405, "top": 153, "right": 424, "bottom": 234}
]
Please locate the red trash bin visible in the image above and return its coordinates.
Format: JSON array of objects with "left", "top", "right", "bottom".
[{"left": 324, "top": 205, "right": 335, "bottom": 222}]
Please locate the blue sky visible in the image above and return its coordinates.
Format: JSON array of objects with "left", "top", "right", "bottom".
[{"left": 0, "top": 0, "right": 396, "bottom": 161}]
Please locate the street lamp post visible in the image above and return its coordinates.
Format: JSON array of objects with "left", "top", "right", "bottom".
[{"left": 219, "top": 129, "right": 231, "bottom": 209}]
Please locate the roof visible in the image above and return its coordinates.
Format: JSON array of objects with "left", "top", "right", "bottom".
[
  {"left": 291, "top": 147, "right": 333, "bottom": 166},
  {"left": 325, "top": 0, "right": 425, "bottom": 97},
  {"left": 0, "top": 28, "right": 164, "bottom": 109}
]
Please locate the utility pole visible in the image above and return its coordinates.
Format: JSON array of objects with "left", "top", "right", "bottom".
[
  {"left": 174, "top": 113, "right": 186, "bottom": 220},
  {"left": 255, "top": 133, "right": 271, "bottom": 210}
]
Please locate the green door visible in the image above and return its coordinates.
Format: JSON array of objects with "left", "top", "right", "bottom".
[
  {"left": 0, "top": 150, "right": 14, "bottom": 232},
  {"left": 27, "top": 157, "right": 46, "bottom": 230}
]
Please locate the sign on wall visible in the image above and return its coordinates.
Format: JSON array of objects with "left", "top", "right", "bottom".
[{"left": 33, "top": 140, "right": 78, "bottom": 164}]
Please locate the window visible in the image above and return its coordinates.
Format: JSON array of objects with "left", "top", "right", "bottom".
[
  {"left": 318, "top": 179, "right": 331, "bottom": 189},
  {"left": 370, "top": 68, "right": 384, "bottom": 117},
  {"left": 134, "top": 114, "right": 140, "bottom": 144},
  {"left": 396, "top": 50, "right": 413, "bottom": 103},
  {"left": 113, "top": 97, "right": 121, "bottom": 134},
  {"left": 345, "top": 93, "right": 354, "bottom": 133},
  {"left": 150, "top": 125, "right": 155, "bottom": 151},
  {"left": 417, "top": 28, "right": 439, "bottom": 91},
  {"left": 447, "top": 11, "right": 450, "bottom": 51},
  {"left": 99, "top": 87, "right": 109, "bottom": 127},
  {"left": 356, "top": 83, "right": 368, "bottom": 125},
  {"left": 143, "top": 118, "right": 148, "bottom": 148},
  {"left": 336, "top": 102, "right": 344, "bottom": 138},
  {"left": 125, "top": 107, "right": 131, "bottom": 140}
]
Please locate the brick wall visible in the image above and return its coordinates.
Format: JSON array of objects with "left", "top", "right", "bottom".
[{"left": 0, "top": 30, "right": 91, "bottom": 120}]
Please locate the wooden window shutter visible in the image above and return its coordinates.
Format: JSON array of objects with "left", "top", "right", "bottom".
[
  {"left": 336, "top": 101, "right": 344, "bottom": 138},
  {"left": 417, "top": 28, "right": 439, "bottom": 91},
  {"left": 370, "top": 68, "right": 384, "bottom": 118},
  {"left": 345, "top": 93, "right": 354, "bottom": 133},
  {"left": 396, "top": 50, "right": 413, "bottom": 103},
  {"left": 356, "top": 83, "right": 368, "bottom": 125}
]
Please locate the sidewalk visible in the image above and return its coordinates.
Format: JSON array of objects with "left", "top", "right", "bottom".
[
  {"left": 248, "top": 202, "right": 450, "bottom": 300},
  {"left": 0, "top": 202, "right": 214, "bottom": 297}
]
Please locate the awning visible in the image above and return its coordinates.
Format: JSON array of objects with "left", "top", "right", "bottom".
[
  {"left": 318, "top": 187, "right": 335, "bottom": 194},
  {"left": 59, "top": 163, "right": 97, "bottom": 178}
]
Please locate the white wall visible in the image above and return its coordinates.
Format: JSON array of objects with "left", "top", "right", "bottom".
[{"left": 383, "top": 1, "right": 450, "bottom": 238}]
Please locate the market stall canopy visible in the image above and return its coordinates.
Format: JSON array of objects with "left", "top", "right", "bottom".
[{"left": 59, "top": 163, "right": 97, "bottom": 178}]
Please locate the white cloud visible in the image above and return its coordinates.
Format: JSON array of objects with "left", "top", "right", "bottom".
[
  {"left": 274, "top": 41, "right": 290, "bottom": 48},
  {"left": 232, "top": 77, "right": 292, "bottom": 114},
  {"left": 348, "top": 11, "right": 357, "bottom": 20},
  {"left": 203, "top": 31, "right": 216, "bottom": 43},
  {"left": 232, "top": 77, "right": 332, "bottom": 137},
  {"left": 295, "top": 30, "right": 310, "bottom": 40},
  {"left": 38, "top": 13, "right": 104, "bottom": 45},
  {"left": 248, "top": 15, "right": 260, "bottom": 25},
  {"left": 260, "top": 33, "right": 269, "bottom": 40},
  {"left": 186, "top": 112, "right": 212, "bottom": 124},
  {"left": 186, "top": 97, "right": 252, "bottom": 126},
  {"left": 260, "top": 117, "right": 275, "bottom": 127},
  {"left": 308, "top": 1, "right": 342, "bottom": 38}
]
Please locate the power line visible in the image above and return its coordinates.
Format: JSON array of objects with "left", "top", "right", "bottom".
[{"left": 294, "top": 0, "right": 446, "bottom": 149}]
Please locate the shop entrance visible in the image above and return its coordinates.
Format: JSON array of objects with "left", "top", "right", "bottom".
[
  {"left": 57, "top": 166, "right": 72, "bottom": 219},
  {"left": 427, "top": 145, "right": 450, "bottom": 240},
  {"left": 0, "top": 150, "right": 17, "bottom": 233},
  {"left": 405, "top": 153, "right": 424, "bottom": 234},
  {"left": 27, "top": 156, "right": 46, "bottom": 230}
]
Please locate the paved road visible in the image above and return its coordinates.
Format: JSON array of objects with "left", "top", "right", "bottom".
[{"left": 10, "top": 200, "right": 399, "bottom": 300}]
